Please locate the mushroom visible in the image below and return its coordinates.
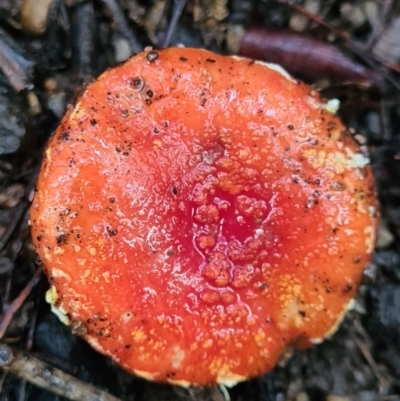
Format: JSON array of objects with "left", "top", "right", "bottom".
[{"left": 30, "top": 48, "right": 378, "bottom": 386}]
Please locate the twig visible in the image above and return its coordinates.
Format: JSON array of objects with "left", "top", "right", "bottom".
[
  {"left": 380, "top": 99, "right": 392, "bottom": 140},
  {"left": 17, "top": 286, "right": 40, "bottom": 401},
  {"left": 162, "top": 0, "right": 188, "bottom": 48},
  {"left": 0, "top": 267, "right": 42, "bottom": 339},
  {"left": 0, "top": 166, "right": 39, "bottom": 253},
  {"left": 0, "top": 203, "right": 27, "bottom": 253},
  {"left": 26, "top": 291, "right": 40, "bottom": 351},
  {"left": 0, "top": 342, "right": 123, "bottom": 401},
  {"left": 72, "top": 1, "right": 95, "bottom": 84},
  {"left": 0, "top": 370, "right": 7, "bottom": 395},
  {"left": 364, "top": 0, "right": 394, "bottom": 50},
  {"left": 354, "top": 321, "right": 390, "bottom": 395},
  {"left": 355, "top": 337, "right": 390, "bottom": 394},
  {"left": 17, "top": 369, "right": 27, "bottom": 401},
  {"left": 0, "top": 27, "right": 35, "bottom": 91},
  {"left": 277, "top": 0, "right": 400, "bottom": 92},
  {"left": 276, "top": 0, "right": 350, "bottom": 40},
  {"left": 99, "top": 0, "right": 142, "bottom": 53}
]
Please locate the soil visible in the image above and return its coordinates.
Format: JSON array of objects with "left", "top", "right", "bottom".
[{"left": 0, "top": 1, "right": 400, "bottom": 401}]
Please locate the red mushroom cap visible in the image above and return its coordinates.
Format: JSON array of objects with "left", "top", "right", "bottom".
[{"left": 31, "top": 48, "right": 378, "bottom": 386}]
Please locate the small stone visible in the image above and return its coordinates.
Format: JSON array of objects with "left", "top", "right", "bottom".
[
  {"left": 113, "top": 36, "right": 132, "bottom": 63},
  {"left": 0, "top": 345, "right": 13, "bottom": 367},
  {"left": 326, "top": 396, "right": 350, "bottom": 401},
  {"left": 364, "top": 1, "right": 378, "bottom": 25},
  {"left": 365, "top": 112, "right": 381, "bottom": 136},
  {"left": 362, "top": 263, "right": 377, "bottom": 283},
  {"left": 295, "top": 392, "right": 309, "bottom": 401},
  {"left": 0, "top": 74, "right": 27, "bottom": 154},
  {"left": 208, "top": 0, "right": 228, "bottom": 21},
  {"left": 340, "top": 3, "right": 367, "bottom": 28},
  {"left": 27, "top": 91, "right": 42, "bottom": 116},
  {"left": 47, "top": 92, "right": 66, "bottom": 118},
  {"left": 376, "top": 219, "right": 395, "bottom": 248},
  {"left": 21, "top": 0, "right": 53, "bottom": 35},
  {"left": 44, "top": 78, "right": 58, "bottom": 92},
  {"left": 226, "top": 24, "right": 245, "bottom": 54}
]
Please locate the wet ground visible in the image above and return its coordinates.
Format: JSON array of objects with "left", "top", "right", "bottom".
[{"left": 0, "top": 1, "right": 400, "bottom": 400}]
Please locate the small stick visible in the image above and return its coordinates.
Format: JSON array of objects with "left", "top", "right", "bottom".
[
  {"left": 380, "top": 99, "right": 393, "bottom": 140},
  {"left": 0, "top": 370, "right": 6, "bottom": 395},
  {"left": 276, "top": 0, "right": 350, "bottom": 41},
  {"left": 0, "top": 267, "right": 42, "bottom": 339},
  {"left": 277, "top": 0, "right": 400, "bottom": 92},
  {"left": 17, "top": 371, "right": 27, "bottom": 401},
  {"left": 99, "top": 0, "right": 142, "bottom": 53},
  {"left": 0, "top": 27, "right": 35, "bottom": 91},
  {"left": 0, "top": 342, "right": 123, "bottom": 401},
  {"left": 0, "top": 203, "right": 27, "bottom": 253},
  {"left": 354, "top": 338, "right": 390, "bottom": 394},
  {"left": 72, "top": 1, "right": 95, "bottom": 84},
  {"left": 162, "top": 0, "right": 187, "bottom": 48},
  {"left": 0, "top": 166, "right": 39, "bottom": 253},
  {"left": 354, "top": 320, "right": 390, "bottom": 395},
  {"left": 16, "top": 287, "right": 41, "bottom": 401}
]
